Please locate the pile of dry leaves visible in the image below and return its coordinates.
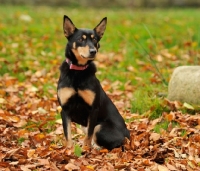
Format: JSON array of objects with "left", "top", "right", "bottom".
[{"left": 0, "top": 64, "right": 200, "bottom": 171}]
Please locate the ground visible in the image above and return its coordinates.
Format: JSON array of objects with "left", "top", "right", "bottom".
[{"left": 0, "top": 6, "right": 200, "bottom": 171}]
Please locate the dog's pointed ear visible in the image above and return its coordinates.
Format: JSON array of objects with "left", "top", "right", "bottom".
[
  {"left": 94, "top": 17, "right": 107, "bottom": 38},
  {"left": 63, "top": 15, "right": 76, "bottom": 38}
]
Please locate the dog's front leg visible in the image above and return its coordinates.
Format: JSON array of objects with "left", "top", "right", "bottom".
[
  {"left": 84, "top": 108, "right": 99, "bottom": 147},
  {"left": 61, "top": 109, "right": 72, "bottom": 148}
]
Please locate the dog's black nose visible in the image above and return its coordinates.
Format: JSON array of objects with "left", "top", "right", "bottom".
[{"left": 89, "top": 49, "right": 97, "bottom": 56}]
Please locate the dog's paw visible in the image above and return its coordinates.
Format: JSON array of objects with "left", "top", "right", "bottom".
[
  {"left": 83, "top": 137, "right": 92, "bottom": 147},
  {"left": 82, "top": 145, "right": 91, "bottom": 151},
  {"left": 63, "top": 139, "right": 73, "bottom": 148},
  {"left": 81, "top": 126, "right": 88, "bottom": 134}
]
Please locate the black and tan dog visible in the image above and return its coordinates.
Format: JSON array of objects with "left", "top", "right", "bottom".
[{"left": 57, "top": 15, "right": 130, "bottom": 150}]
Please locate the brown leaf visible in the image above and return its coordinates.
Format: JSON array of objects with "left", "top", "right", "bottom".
[
  {"left": 165, "top": 112, "right": 175, "bottom": 122},
  {"left": 20, "top": 166, "right": 31, "bottom": 171},
  {"left": 166, "top": 163, "right": 178, "bottom": 170},
  {"left": 27, "top": 149, "right": 36, "bottom": 158},
  {"left": 13, "top": 119, "right": 27, "bottom": 128},
  {"left": 49, "top": 162, "right": 61, "bottom": 171},
  {"left": 100, "top": 149, "right": 108, "bottom": 153},
  {"left": 0, "top": 162, "right": 9, "bottom": 167},
  {"left": 150, "top": 133, "right": 160, "bottom": 142},
  {"left": 158, "top": 165, "right": 169, "bottom": 171},
  {"left": 37, "top": 159, "right": 50, "bottom": 166},
  {"left": 6, "top": 148, "right": 21, "bottom": 158},
  {"left": 65, "top": 163, "right": 80, "bottom": 171}
]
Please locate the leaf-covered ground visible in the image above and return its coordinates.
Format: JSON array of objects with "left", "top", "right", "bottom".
[
  {"left": 1, "top": 70, "right": 200, "bottom": 170},
  {"left": 0, "top": 6, "right": 200, "bottom": 171}
]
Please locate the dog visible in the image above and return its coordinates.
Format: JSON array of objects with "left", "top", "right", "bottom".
[{"left": 57, "top": 15, "right": 130, "bottom": 150}]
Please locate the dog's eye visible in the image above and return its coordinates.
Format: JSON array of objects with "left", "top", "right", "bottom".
[{"left": 78, "top": 38, "right": 83, "bottom": 42}]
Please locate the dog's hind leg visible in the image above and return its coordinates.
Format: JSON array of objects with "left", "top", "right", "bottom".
[
  {"left": 92, "top": 124, "right": 101, "bottom": 146},
  {"left": 93, "top": 122, "right": 126, "bottom": 150},
  {"left": 61, "top": 110, "right": 72, "bottom": 148}
]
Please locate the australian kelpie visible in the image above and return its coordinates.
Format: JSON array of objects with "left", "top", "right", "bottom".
[{"left": 57, "top": 15, "right": 130, "bottom": 150}]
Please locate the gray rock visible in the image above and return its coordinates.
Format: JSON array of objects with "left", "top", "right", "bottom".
[{"left": 167, "top": 66, "right": 200, "bottom": 105}]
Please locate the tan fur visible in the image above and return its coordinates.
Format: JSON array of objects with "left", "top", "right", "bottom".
[
  {"left": 73, "top": 42, "right": 76, "bottom": 49},
  {"left": 84, "top": 136, "right": 92, "bottom": 147},
  {"left": 81, "top": 126, "right": 88, "bottom": 134},
  {"left": 93, "top": 124, "right": 101, "bottom": 145},
  {"left": 77, "top": 46, "right": 90, "bottom": 58},
  {"left": 83, "top": 119, "right": 92, "bottom": 147},
  {"left": 78, "top": 89, "right": 96, "bottom": 106},
  {"left": 66, "top": 119, "right": 73, "bottom": 147},
  {"left": 82, "top": 35, "right": 87, "bottom": 39},
  {"left": 72, "top": 45, "right": 95, "bottom": 65},
  {"left": 71, "top": 49, "right": 88, "bottom": 65},
  {"left": 91, "top": 34, "right": 94, "bottom": 38},
  {"left": 57, "top": 87, "right": 76, "bottom": 105}
]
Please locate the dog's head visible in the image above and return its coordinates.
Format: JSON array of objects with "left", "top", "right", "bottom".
[{"left": 63, "top": 15, "right": 107, "bottom": 66}]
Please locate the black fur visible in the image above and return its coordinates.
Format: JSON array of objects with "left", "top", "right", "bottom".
[{"left": 57, "top": 15, "right": 130, "bottom": 150}]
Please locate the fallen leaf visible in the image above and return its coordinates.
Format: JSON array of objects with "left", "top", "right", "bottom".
[
  {"left": 183, "top": 103, "right": 194, "bottom": 110},
  {"left": 0, "top": 98, "right": 6, "bottom": 104},
  {"left": 158, "top": 165, "right": 169, "bottom": 171},
  {"left": 13, "top": 119, "right": 27, "bottom": 128},
  {"left": 20, "top": 165, "right": 31, "bottom": 171},
  {"left": 100, "top": 149, "right": 109, "bottom": 153},
  {"left": 150, "top": 132, "right": 160, "bottom": 142},
  {"left": 166, "top": 163, "right": 178, "bottom": 170},
  {"left": 65, "top": 163, "right": 80, "bottom": 171},
  {"left": 27, "top": 149, "right": 36, "bottom": 158}
]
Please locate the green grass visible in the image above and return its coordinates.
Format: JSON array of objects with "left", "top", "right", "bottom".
[
  {"left": 17, "top": 137, "right": 26, "bottom": 144},
  {"left": 131, "top": 87, "right": 163, "bottom": 116},
  {"left": 1, "top": 6, "right": 200, "bottom": 119},
  {"left": 180, "top": 129, "right": 187, "bottom": 137},
  {"left": 153, "top": 120, "right": 179, "bottom": 134}
]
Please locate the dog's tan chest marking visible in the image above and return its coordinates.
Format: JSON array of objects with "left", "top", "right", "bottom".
[
  {"left": 78, "top": 89, "right": 96, "bottom": 106},
  {"left": 58, "top": 87, "right": 76, "bottom": 105}
]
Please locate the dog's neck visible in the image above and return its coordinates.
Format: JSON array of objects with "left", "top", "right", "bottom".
[{"left": 66, "top": 58, "right": 88, "bottom": 70}]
